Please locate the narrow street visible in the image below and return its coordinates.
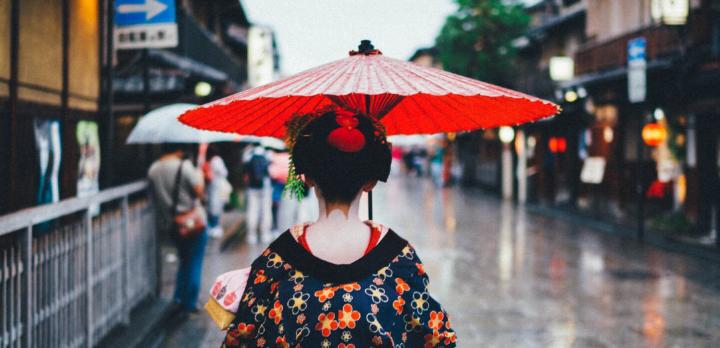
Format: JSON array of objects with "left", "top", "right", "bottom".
[
  {"left": 162, "top": 176, "right": 720, "bottom": 347},
  {"left": 4, "top": 2, "right": 720, "bottom": 348}
]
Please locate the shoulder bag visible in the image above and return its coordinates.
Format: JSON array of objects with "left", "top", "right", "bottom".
[{"left": 171, "top": 159, "right": 206, "bottom": 238}]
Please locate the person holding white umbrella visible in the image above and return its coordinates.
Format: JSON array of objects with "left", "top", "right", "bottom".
[
  {"left": 130, "top": 103, "right": 238, "bottom": 313},
  {"left": 147, "top": 143, "right": 206, "bottom": 313}
]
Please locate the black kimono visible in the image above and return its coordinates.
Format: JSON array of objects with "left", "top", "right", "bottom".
[{"left": 222, "top": 223, "right": 456, "bottom": 347}]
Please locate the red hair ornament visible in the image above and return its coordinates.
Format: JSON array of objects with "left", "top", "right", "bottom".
[{"left": 326, "top": 111, "right": 366, "bottom": 152}]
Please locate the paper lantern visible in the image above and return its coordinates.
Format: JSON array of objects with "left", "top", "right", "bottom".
[
  {"left": 498, "top": 127, "right": 515, "bottom": 144},
  {"left": 548, "top": 137, "right": 567, "bottom": 153},
  {"left": 642, "top": 123, "right": 667, "bottom": 147}
]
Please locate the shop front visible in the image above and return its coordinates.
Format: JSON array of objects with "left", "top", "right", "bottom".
[{"left": 537, "top": 14, "right": 720, "bottom": 248}]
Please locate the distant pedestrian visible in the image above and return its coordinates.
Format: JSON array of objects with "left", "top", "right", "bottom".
[
  {"left": 390, "top": 145, "right": 403, "bottom": 176},
  {"left": 415, "top": 146, "right": 428, "bottom": 176},
  {"left": 268, "top": 150, "right": 315, "bottom": 231},
  {"left": 203, "top": 145, "right": 231, "bottom": 239},
  {"left": 431, "top": 146, "right": 445, "bottom": 186},
  {"left": 267, "top": 149, "right": 285, "bottom": 233},
  {"left": 148, "top": 144, "right": 207, "bottom": 312},
  {"left": 243, "top": 146, "right": 272, "bottom": 244}
]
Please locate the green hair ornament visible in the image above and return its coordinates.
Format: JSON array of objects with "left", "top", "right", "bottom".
[
  {"left": 282, "top": 109, "right": 320, "bottom": 201},
  {"left": 283, "top": 156, "right": 306, "bottom": 200}
]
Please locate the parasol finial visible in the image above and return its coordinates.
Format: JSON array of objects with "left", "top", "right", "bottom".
[
  {"left": 350, "top": 40, "right": 381, "bottom": 56},
  {"left": 358, "top": 40, "right": 374, "bottom": 53}
]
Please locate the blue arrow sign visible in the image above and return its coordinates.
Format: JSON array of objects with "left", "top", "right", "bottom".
[
  {"left": 627, "top": 37, "right": 646, "bottom": 63},
  {"left": 115, "top": 0, "right": 175, "bottom": 27}
]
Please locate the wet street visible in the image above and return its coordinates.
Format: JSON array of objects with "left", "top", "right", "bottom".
[{"left": 162, "top": 176, "right": 720, "bottom": 347}]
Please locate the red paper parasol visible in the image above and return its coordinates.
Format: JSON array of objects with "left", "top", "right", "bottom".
[{"left": 179, "top": 40, "right": 559, "bottom": 138}]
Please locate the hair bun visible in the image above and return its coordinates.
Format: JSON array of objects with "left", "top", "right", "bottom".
[
  {"left": 326, "top": 111, "right": 366, "bottom": 152},
  {"left": 327, "top": 127, "right": 366, "bottom": 152}
]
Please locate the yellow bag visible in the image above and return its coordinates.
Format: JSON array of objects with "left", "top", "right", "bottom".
[
  {"left": 205, "top": 267, "right": 251, "bottom": 330},
  {"left": 205, "top": 297, "right": 236, "bottom": 330}
]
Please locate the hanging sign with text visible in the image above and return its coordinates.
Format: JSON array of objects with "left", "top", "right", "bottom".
[
  {"left": 114, "top": 0, "right": 178, "bottom": 49},
  {"left": 627, "top": 37, "right": 646, "bottom": 103}
]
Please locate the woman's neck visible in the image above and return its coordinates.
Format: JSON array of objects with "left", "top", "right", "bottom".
[
  {"left": 306, "top": 190, "right": 371, "bottom": 264},
  {"left": 316, "top": 191, "right": 364, "bottom": 224}
]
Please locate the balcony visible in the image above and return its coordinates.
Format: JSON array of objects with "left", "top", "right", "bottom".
[
  {"left": 575, "top": 12, "right": 713, "bottom": 76},
  {"left": 574, "top": 26, "right": 682, "bottom": 76}
]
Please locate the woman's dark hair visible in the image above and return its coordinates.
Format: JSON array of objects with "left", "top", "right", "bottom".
[
  {"left": 206, "top": 144, "right": 219, "bottom": 159},
  {"left": 161, "top": 143, "right": 193, "bottom": 156},
  {"left": 291, "top": 110, "right": 391, "bottom": 203}
]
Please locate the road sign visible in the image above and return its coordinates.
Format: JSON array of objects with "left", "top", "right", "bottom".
[
  {"left": 114, "top": 0, "right": 178, "bottom": 49},
  {"left": 627, "top": 37, "right": 646, "bottom": 103}
]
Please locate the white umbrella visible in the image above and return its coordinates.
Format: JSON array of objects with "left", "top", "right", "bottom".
[
  {"left": 388, "top": 134, "right": 442, "bottom": 147},
  {"left": 126, "top": 103, "right": 243, "bottom": 144},
  {"left": 260, "top": 137, "right": 286, "bottom": 150}
]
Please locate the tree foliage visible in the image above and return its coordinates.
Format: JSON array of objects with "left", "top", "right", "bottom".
[{"left": 436, "top": 0, "right": 529, "bottom": 86}]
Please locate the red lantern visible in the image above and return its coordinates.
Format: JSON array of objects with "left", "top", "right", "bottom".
[
  {"left": 642, "top": 123, "right": 667, "bottom": 147},
  {"left": 548, "top": 137, "right": 567, "bottom": 153}
]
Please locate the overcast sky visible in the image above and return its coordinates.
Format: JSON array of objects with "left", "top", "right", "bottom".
[{"left": 240, "top": 0, "right": 458, "bottom": 75}]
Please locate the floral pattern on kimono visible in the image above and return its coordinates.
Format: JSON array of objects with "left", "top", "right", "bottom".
[{"left": 222, "top": 225, "right": 456, "bottom": 347}]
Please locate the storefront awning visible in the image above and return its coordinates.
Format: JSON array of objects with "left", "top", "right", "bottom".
[
  {"left": 148, "top": 50, "right": 227, "bottom": 81},
  {"left": 169, "top": 8, "right": 246, "bottom": 84}
]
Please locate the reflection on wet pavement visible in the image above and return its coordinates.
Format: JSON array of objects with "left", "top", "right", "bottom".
[
  {"left": 163, "top": 176, "right": 720, "bottom": 347},
  {"left": 375, "top": 177, "right": 720, "bottom": 347}
]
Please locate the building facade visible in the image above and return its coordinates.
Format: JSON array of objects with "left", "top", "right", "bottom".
[
  {"left": 514, "top": 0, "right": 720, "bottom": 247},
  {"left": 0, "top": 0, "right": 271, "bottom": 215},
  {"left": 1, "top": 0, "right": 103, "bottom": 214}
]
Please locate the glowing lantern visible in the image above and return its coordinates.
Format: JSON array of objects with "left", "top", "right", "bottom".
[
  {"left": 498, "top": 126, "right": 515, "bottom": 144},
  {"left": 651, "top": 0, "right": 689, "bottom": 26},
  {"left": 548, "top": 137, "right": 567, "bottom": 153},
  {"left": 642, "top": 123, "right": 667, "bottom": 147}
]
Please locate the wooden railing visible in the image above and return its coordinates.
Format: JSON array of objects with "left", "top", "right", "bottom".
[
  {"left": 575, "top": 25, "right": 683, "bottom": 75},
  {"left": 574, "top": 10, "right": 715, "bottom": 76}
]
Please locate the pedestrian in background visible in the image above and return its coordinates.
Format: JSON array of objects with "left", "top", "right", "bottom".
[
  {"left": 390, "top": 145, "right": 403, "bottom": 176},
  {"left": 243, "top": 145, "right": 272, "bottom": 244},
  {"left": 268, "top": 149, "right": 285, "bottom": 234},
  {"left": 268, "top": 149, "right": 291, "bottom": 232},
  {"left": 431, "top": 145, "right": 445, "bottom": 186},
  {"left": 147, "top": 144, "right": 208, "bottom": 312},
  {"left": 268, "top": 150, "right": 316, "bottom": 232},
  {"left": 203, "top": 145, "right": 231, "bottom": 239}
]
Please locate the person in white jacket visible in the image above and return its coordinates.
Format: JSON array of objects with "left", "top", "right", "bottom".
[
  {"left": 204, "top": 145, "right": 230, "bottom": 238},
  {"left": 243, "top": 145, "right": 273, "bottom": 244}
]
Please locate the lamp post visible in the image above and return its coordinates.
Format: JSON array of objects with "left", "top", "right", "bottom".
[
  {"left": 499, "top": 126, "right": 515, "bottom": 200},
  {"left": 515, "top": 130, "right": 527, "bottom": 204}
]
